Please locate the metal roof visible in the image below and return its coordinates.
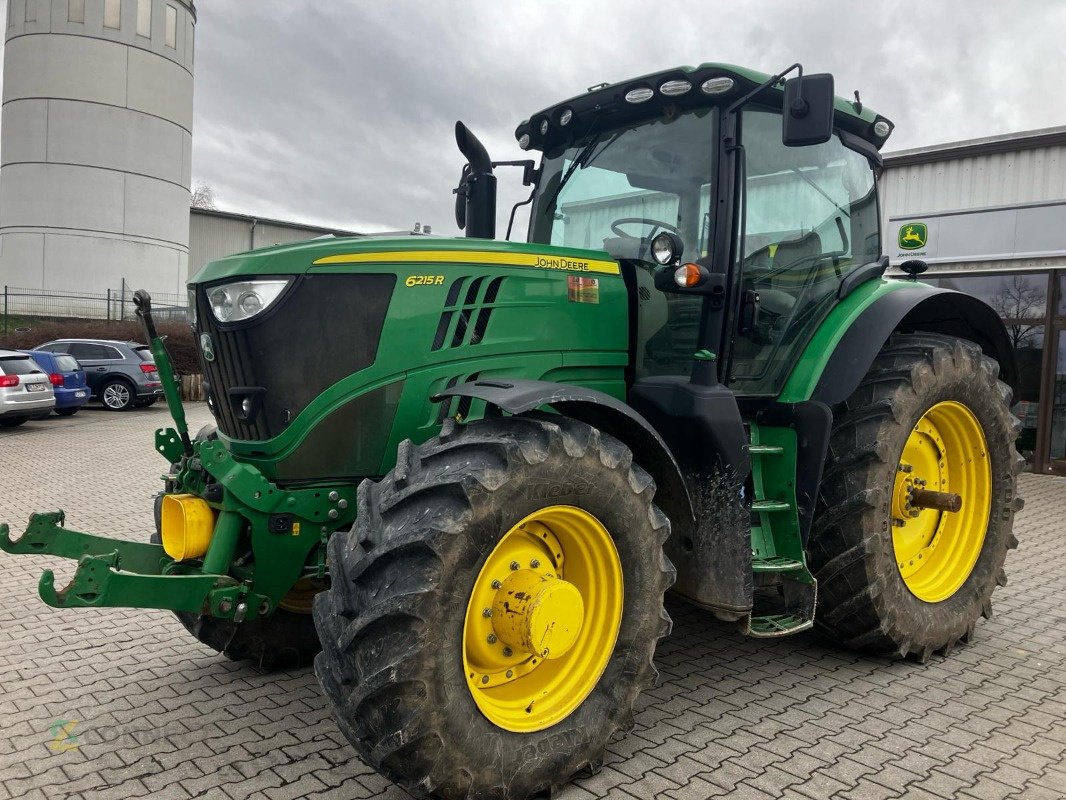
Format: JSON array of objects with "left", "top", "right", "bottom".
[
  {"left": 883, "top": 126, "right": 1066, "bottom": 168},
  {"left": 190, "top": 207, "right": 363, "bottom": 238}
]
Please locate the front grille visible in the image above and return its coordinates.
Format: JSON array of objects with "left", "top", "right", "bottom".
[{"left": 196, "top": 273, "right": 395, "bottom": 440}]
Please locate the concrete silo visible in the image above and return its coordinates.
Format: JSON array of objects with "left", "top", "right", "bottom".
[{"left": 0, "top": 0, "right": 196, "bottom": 297}]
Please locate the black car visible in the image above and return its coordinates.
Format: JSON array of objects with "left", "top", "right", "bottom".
[{"left": 35, "top": 339, "right": 164, "bottom": 411}]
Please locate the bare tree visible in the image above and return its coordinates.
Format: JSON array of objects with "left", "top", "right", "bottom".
[
  {"left": 988, "top": 275, "right": 1045, "bottom": 349},
  {"left": 190, "top": 182, "right": 216, "bottom": 210}
]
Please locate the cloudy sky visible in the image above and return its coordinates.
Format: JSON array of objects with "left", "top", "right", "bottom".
[{"left": 64, "top": 2, "right": 1066, "bottom": 236}]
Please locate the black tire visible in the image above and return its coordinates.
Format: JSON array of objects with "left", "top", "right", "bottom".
[
  {"left": 0, "top": 417, "right": 27, "bottom": 428},
  {"left": 314, "top": 414, "right": 674, "bottom": 800},
  {"left": 810, "top": 332, "right": 1023, "bottom": 661},
  {"left": 100, "top": 378, "right": 135, "bottom": 411},
  {"left": 150, "top": 421, "right": 321, "bottom": 670},
  {"left": 55, "top": 408, "right": 79, "bottom": 417}
]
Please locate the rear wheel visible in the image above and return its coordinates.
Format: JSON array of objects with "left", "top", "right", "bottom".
[
  {"left": 100, "top": 379, "right": 134, "bottom": 411},
  {"left": 810, "top": 333, "right": 1023, "bottom": 661},
  {"left": 314, "top": 414, "right": 674, "bottom": 799}
]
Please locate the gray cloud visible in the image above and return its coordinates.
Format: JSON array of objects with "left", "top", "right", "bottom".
[{"left": 11, "top": 1, "right": 1061, "bottom": 237}]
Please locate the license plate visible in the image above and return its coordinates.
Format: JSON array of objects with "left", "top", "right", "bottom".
[
  {"left": 26, "top": 384, "right": 45, "bottom": 392},
  {"left": 75, "top": 391, "right": 86, "bottom": 398}
]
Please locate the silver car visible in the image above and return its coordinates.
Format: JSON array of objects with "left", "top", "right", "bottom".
[{"left": 0, "top": 349, "right": 56, "bottom": 428}]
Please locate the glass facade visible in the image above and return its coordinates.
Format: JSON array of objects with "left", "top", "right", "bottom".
[{"left": 922, "top": 270, "right": 1065, "bottom": 474}]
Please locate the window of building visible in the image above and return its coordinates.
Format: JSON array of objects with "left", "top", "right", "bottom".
[
  {"left": 136, "top": 0, "right": 151, "bottom": 36},
  {"left": 26, "top": 1, "right": 36, "bottom": 24},
  {"left": 68, "top": 0, "right": 85, "bottom": 23},
  {"left": 923, "top": 272, "right": 1050, "bottom": 466},
  {"left": 164, "top": 4, "right": 176, "bottom": 48},
  {"left": 104, "top": 0, "right": 121, "bottom": 29},
  {"left": 7, "top": 2, "right": 15, "bottom": 29}
]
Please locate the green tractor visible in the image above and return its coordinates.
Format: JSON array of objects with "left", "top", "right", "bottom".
[{"left": 2, "top": 62, "right": 1023, "bottom": 799}]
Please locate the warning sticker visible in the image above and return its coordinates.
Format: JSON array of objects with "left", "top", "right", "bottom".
[{"left": 567, "top": 276, "right": 599, "bottom": 304}]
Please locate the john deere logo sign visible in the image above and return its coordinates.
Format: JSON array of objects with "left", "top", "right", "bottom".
[
  {"left": 199, "top": 333, "right": 215, "bottom": 362},
  {"left": 898, "top": 222, "right": 928, "bottom": 250}
]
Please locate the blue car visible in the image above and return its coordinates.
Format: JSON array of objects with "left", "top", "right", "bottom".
[{"left": 21, "top": 349, "right": 90, "bottom": 416}]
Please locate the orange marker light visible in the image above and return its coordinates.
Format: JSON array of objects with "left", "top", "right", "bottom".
[{"left": 673, "top": 263, "right": 704, "bottom": 288}]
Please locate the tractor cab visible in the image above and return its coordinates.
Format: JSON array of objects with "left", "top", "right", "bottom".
[{"left": 511, "top": 63, "right": 890, "bottom": 393}]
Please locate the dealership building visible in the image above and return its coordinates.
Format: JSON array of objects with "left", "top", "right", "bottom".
[{"left": 881, "top": 125, "right": 1066, "bottom": 475}]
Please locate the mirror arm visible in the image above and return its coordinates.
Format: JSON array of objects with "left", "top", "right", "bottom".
[{"left": 725, "top": 62, "right": 802, "bottom": 117}]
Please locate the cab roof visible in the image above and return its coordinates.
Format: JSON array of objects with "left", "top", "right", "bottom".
[{"left": 515, "top": 62, "right": 892, "bottom": 155}]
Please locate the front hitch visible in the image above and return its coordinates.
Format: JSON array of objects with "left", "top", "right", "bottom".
[{"left": 0, "top": 512, "right": 235, "bottom": 612}]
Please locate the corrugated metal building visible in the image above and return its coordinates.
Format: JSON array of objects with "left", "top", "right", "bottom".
[
  {"left": 189, "top": 208, "right": 362, "bottom": 278},
  {"left": 880, "top": 126, "right": 1066, "bottom": 475}
]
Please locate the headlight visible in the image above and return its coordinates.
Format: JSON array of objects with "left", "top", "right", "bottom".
[
  {"left": 207, "top": 279, "right": 290, "bottom": 323},
  {"left": 650, "top": 231, "right": 684, "bottom": 266}
]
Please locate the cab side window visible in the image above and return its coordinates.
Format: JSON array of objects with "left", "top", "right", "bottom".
[{"left": 729, "top": 107, "right": 879, "bottom": 394}]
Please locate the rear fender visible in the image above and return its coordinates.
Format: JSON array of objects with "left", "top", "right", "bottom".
[{"left": 784, "top": 283, "right": 1017, "bottom": 406}]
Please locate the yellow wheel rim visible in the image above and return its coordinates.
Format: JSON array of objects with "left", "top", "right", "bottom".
[
  {"left": 891, "top": 400, "right": 992, "bottom": 602},
  {"left": 463, "top": 505, "right": 623, "bottom": 732}
]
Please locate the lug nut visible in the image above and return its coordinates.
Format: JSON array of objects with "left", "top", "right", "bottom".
[
  {"left": 337, "top": 499, "right": 348, "bottom": 510},
  {"left": 491, "top": 579, "right": 502, "bottom": 589},
  {"left": 328, "top": 509, "right": 339, "bottom": 520},
  {"left": 328, "top": 491, "right": 339, "bottom": 501},
  {"left": 510, "top": 561, "right": 521, "bottom": 571},
  {"left": 898, "top": 463, "right": 913, "bottom": 473},
  {"left": 502, "top": 647, "right": 513, "bottom": 657},
  {"left": 482, "top": 608, "right": 493, "bottom": 618},
  {"left": 487, "top": 634, "right": 497, "bottom": 644},
  {"left": 506, "top": 670, "right": 513, "bottom": 678},
  {"left": 530, "top": 559, "right": 541, "bottom": 569}
]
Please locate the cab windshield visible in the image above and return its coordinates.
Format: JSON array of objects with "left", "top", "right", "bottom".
[{"left": 528, "top": 109, "right": 717, "bottom": 263}]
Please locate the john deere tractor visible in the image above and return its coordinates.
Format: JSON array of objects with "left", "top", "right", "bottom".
[{"left": 2, "top": 62, "right": 1022, "bottom": 799}]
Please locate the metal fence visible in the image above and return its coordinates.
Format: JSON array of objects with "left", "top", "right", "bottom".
[{"left": 2, "top": 285, "right": 189, "bottom": 333}]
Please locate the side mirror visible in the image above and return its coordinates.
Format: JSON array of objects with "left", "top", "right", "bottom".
[
  {"left": 454, "top": 164, "right": 470, "bottom": 230},
  {"left": 782, "top": 73, "right": 835, "bottom": 147}
]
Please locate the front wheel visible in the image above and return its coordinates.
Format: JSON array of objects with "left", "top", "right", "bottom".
[
  {"left": 314, "top": 414, "right": 674, "bottom": 799},
  {"left": 810, "top": 333, "right": 1023, "bottom": 661}
]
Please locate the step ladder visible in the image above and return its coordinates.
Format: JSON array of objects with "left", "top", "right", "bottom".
[{"left": 743, "top": 423, "right": 817, "bottom": 638}]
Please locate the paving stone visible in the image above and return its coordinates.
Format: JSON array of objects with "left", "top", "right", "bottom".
[{"left": 1, "top": 408, "right": 1064, "bottom": 800}]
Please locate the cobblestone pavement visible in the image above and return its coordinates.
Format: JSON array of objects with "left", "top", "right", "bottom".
[{"left": 2, "top": 406, "right": 1065, "bottom": 800}]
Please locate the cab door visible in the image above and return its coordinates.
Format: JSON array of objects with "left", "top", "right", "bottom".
[{"left": 726, "top": 106, "right": 881, "bottom": 396}]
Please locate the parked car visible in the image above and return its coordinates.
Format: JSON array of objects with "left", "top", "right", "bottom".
[
  {"left": 20, "top": 349, "right": 90, "bottom": 416},
  {"left": 0, "top": 349, "right": 55, "bottom": 427},
  {"left": 34, "top": 339, "right": 163, "bottom": 411}
]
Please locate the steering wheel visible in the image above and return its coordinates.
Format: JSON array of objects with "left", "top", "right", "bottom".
[{"left": 610, "top": 217, "right": 681, "bottom": 241}]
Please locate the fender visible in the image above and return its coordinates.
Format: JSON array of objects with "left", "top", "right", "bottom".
[
  {"left": 432, "top": 379, "right": 694, "bottom": 537},
  {"left": 781, "top": 281, "right": 1018, "bottom": 406}
]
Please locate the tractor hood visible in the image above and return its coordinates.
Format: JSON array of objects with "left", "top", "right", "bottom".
[
  {"left": 189, "top": 236, "right": 619, "bottom": 285},
  {"left": 188, "top": 236, "right": 629, "bottom": 483}
]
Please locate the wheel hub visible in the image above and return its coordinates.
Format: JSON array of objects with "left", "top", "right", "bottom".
[
  {"left": 491, "top": 569, "right": 585, "bottom": 659},
  {"left": 462, "top": 505, "right": 623, "bottom": 733},
  {"left": 891, "top": 401, "right": 991, "bottom": 603}
]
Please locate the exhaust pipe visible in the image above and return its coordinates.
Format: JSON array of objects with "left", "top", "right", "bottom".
[{"left": 454, "top": 121, "right": 497, "bottom": 239}]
